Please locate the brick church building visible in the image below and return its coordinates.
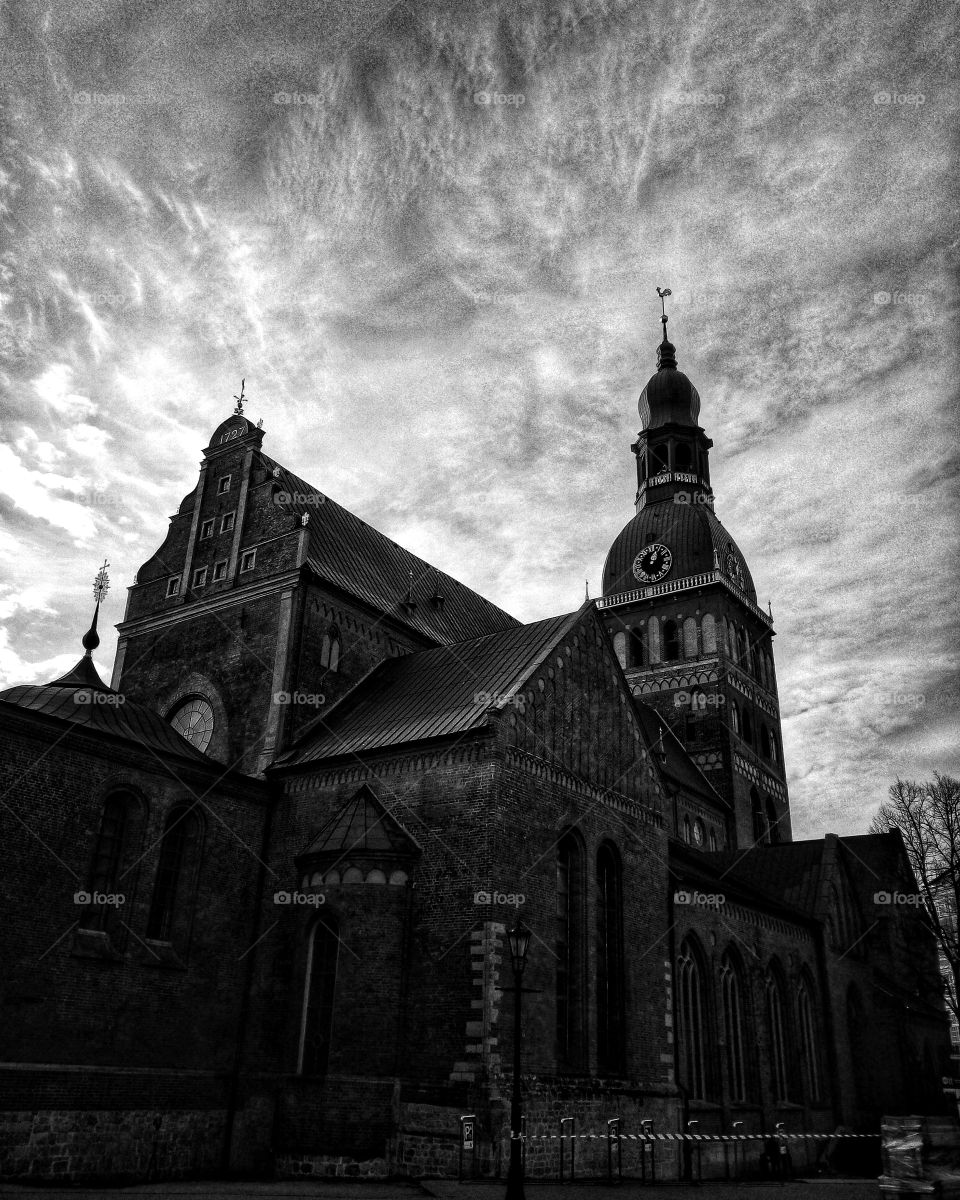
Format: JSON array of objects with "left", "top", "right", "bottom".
[{"left": 0, "top": 315, "right": 949, "bottom": 1182}]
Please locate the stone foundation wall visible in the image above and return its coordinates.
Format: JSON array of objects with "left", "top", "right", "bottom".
[{"left": 0, "top": 1108, "right": 225, "bottom": 1182}]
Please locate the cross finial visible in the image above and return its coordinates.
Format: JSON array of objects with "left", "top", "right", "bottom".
[
  {"left": 233, "top": 378, "right": 246, "bottom": 417},
  {"left": 92, "top": 559, "right": 110, "bottom": 604}
]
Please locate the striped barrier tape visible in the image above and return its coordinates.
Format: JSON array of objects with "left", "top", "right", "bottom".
[{"left": 508, "top": 1131, "right": 879, "bottom": 1142}]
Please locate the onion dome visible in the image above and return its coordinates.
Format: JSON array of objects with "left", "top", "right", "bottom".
[{"left": 637, "top": 321, "right": 701, "bottom": 430}]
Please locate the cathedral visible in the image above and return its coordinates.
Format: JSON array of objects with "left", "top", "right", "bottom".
[{"left": 0, "top": 312, "right": 949, "bottom": 1183}]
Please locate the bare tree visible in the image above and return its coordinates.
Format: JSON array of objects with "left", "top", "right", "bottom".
[{"left": 871, "top": 774, "right": 960, "bottom": 1027}]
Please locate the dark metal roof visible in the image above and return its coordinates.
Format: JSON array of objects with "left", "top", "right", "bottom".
[
  {"left": 275, "top": 609, "right": 581, "bottom": 766},
  {"left": 690, "top": 840, "right": 827, "bottom": 915},
  {"left": 262, "top": 455, "right": 520, "bottom": 645},
  {"left": 631, "top": 700, "right": 728, "bottom": 809},
  {"left": 297, "top": 785, "right": 421, "bottom": 861},
  {"left": 0, "top": 653, "right": 213, "bottom": 765},
  {"left": 602, "top": 499, "right": 757, "bottom": 602}
]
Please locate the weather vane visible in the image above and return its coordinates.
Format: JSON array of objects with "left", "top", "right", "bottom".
[
  {"left": 656, "top": 285, "right": 672, "bottom": 331},
  {"left": 233, "top": 378, "right": 246, "bottom": 417},
  {"left": 93, "top": 559, "right": 110, "bottom": 604}
]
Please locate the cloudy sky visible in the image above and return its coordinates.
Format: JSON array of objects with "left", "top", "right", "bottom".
[{"left": 1, "top": 0, "right": 957, "bottom": 837}]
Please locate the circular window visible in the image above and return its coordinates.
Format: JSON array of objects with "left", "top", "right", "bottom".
[{"left": 168, "top": 696, "right": 215, "bottom": 752}]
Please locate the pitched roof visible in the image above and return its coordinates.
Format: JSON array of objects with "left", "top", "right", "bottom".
[
  {"left": 631, "top": 699, "right": 728, "bottom": 809},
  {"left": 0, "top": 654, "right": 213, "bottom": 765},
  {"left": 681, "top": 839, "right": 828, "bottom": 915},
  {"left": 297, "top": 786, "right": 421, "bottom": 862},
  {"left": 274, "top": 609, "right": 583, "bottom": 767},
  {"left": 262, "top": 455, "right": 520, "bottom": 645}
]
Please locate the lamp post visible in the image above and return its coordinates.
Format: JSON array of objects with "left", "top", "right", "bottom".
[{"left": 505, "top": 920, "right": 531, "bottom": 1200}]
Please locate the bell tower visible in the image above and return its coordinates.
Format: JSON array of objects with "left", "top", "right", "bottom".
[{"left": 600, "top": 291, "right": 791, "bottom": 850}]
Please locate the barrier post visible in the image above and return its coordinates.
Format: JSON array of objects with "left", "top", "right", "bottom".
[
  {"left": 775, "top": 1122, "right": 789, "bottom": 1183},
  {"left": 731, "top": 1122, "right": 743, "bottom": 1182},
  {"left": 607, "top": 1117, "right": 622, "bottom": 1184},
  {"left": 458, "top": 1114, "right": 476, "bottom": 1182},
  {"left": 641, "top": 1119, "right": 655, "bottom": 1184},
  {"left": 559, "top": 1116, "right": 574, "bottom": 1182},
  {"left": 687, "top": 1120, "right": 701, "bottom": 1184}
]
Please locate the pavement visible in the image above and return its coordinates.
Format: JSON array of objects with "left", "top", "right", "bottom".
[{"left": 0, "top": 1177, "right": 884, "bottom": 1200}]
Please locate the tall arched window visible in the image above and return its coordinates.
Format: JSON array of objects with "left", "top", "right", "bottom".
[
  {"left": 647, "top": 617, "right": 661, "bottom": 664},
  {"left": 797, "top": 973, "right": 822, "bottom": 1102},
  {"left": 766, "top": 965, "right": 792, "bottom": 1103},
  {"left": 730, "top": 701, "right": 741, "bottom": 736},
  {"left": 683, "top": 815, "right": 692, "bottom": 843},
  {"left": 683, "top": 617, "right": 698, "bottom": 658},
  {"left": 650, "top": 444, "right": 669, "bottom": 474},
  {"left": 629, "top": 627, "right": 644, "bottom": 668},
  {"left": 720, "top": 951, "right": 748, "bottom": 1102},
  {"left": 146, "top": 805, "right": 202, "bottom": 943},
  {"left": 596, "top": 843, "right": 625, "bottom": 1073},
  {"left": 741, "top": 707, "right": 753, "bottom": 745},
  {"left": 80, "top": 791, "right": 142, "bottom": 937},
  {"left": 320, "top": 627, "right": 341, "bottom": 671},
  {"left": 299, "top": 917, "right": 340, "bottom": 1077},
  {"left": 663, "top": 620, "right": 680, "bottom": 662},
  {"left": 613, "top": 631, "right": 627, "bottom": 668},
  {"left": 702, "top": 614, "right": 717, "bottom": 654},
  {"left": 752, "top": 787, "right": 768, "bottom": 844},
  {"left": 766, "top": 796, "right": 781, "bottom": 843},
  {"left": 674, "top": 442, "right": 693, "bottom": 471},
  {"left": 556, "top": 832, "right": 587, "bottom": 1068},
  {"left": 761, "top": 725, "right": 772, "bottom": 759},
  {"left": 677, "top": 937, "right": 708, "bottom": 1099}
]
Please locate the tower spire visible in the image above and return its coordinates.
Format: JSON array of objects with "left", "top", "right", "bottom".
[
  {"left": 655, "top": 286, "right": 677, "bottom": 370},
  {"left": 82, "top": 560, "right": 110, "bottom": 655}
]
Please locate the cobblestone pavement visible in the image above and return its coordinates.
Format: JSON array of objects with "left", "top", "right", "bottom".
[{"left": 0, "top": 1176, "right": 883, "bottom": 1200}]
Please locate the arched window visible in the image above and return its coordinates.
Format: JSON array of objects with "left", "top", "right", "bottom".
[
  {"left": 674, "top": 442, "right": 693, "bottom": 471},
  {"left": 596, "top": 843, "right": 625, "bottom": 1072},
  {"left": 146, "top": 805, "right": 203, "bottom": 943},
  {"left": 766, "top": 965, "right": 792, "bottom": 1103},
  {"left": 320, "top": 627, "right": 341, "bottom": 672},
  {"left": 702, "top": 614, "right": 717, "bottom": 654},
  {"left": 649, "top": 444, "right": 669, "bottom": 475},
  {"left": 613, "top": 631, "right": 627, "bottom": 669},
  {"left": 677, "top": 937, "right": 708, "bottom": 1099},
  {"left": 556, "top": 831, "right": 587, "bottom": 1068},
  {"left": 80, "top": 791, "right": 142, "bottom": 937},
  {"left": 730, "top": 701, "right": 741, "bottom": 736},
  {"left": 766, "top": 796, "right": 780, "bottom": 843},
  {"left": 647, "top": 617, "right": 661, "bottom": 664},
  {"left": 683, "top": 815, "right": 692, "bottom": 843},
  {"left": 299, "top": 917, "right": 339, "bottom": 1077},
  {"left": 663, "top": 620, "right": 680, "bottom": 662},
  {"left": 683, "top": 617, "right": 698, "bottom": 658},
  {"left": 737, "top": 627, "right": 748, "bottom": 664},
  {"left": 629, "top": 627, "right": 644, "bottom": 668},
  {"left": 751, "top": 787, "right": 768, "bottom": 844},
  {"left": 741, "top": 707, "right": 753, "bottom": 744},
  {"left": 761, "top": 725, "right": 772, "bottom": 759},
  {"left": 765, "top": 653, "right": 775, "bottom": 690},
  {"left": 686, "top": 689, "right": 708, "bottom": 744},
  {"left": 709, "top": 829, "right": 719, "bottom": 852},
  {"left": 797, "top": 973, "right": 822, "bottom": 1102},
  {"left": 720, "top": 952, "right": 748, "bottom": 1102}
]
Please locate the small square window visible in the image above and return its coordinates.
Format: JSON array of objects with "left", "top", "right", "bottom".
[
  {"left": 240, "top": 550, "right": 256, "bottom": 572},
  {"left": 217, "top": 475, "right": 232, "bottom": 495},
  {"left": 192, "top": 567, "right": 208, "bottom": 588},
  {"left": 166, "top": 576, "right": 181, "bottom": 597},
  {"left": 212, "top": 560, "right": 228, "bottom": 581},
  {"left": 199, "top": 518, "right": 214, "bottom": 539},
  {"left": 221, "top": 512, "right": 235, "bottom": 533}
]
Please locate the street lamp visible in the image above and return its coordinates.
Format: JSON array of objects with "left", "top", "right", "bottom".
[{"left": 505, "top": 920, "right": 531, "bottom": 1200}]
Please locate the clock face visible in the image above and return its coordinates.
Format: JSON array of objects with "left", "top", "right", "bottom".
[
  {"left": 632, "top": 542, "right": 673, "bottom": 584},
  {"left": 169, "top": 696, "right": 215, "bottom": 752}
]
